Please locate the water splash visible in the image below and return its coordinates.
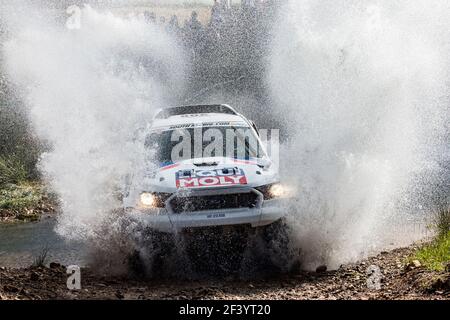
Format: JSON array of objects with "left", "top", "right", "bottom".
[
  {"left": 269, "top": 0, "right": 450, "bottom": 269},
  {"left": 2, "top": 4, "right": 186, "bottom": 242},
  {"left": 2, "top": 1, "right": 449, "bottom": 274}
]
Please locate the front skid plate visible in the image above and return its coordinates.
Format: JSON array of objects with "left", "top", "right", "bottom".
[{"left": 129, "top": 199, "right": 284, "bottom": 233}]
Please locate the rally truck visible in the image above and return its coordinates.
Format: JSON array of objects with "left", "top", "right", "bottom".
[{"left": 122, "top": 104, "right": 294, "bottom": 274}]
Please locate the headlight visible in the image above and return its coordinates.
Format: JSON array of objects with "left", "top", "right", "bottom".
[
  {"left": 269, "top": 184, "right": 286, "bottom": 198},
  {"left": 138, "top": 192, "right": 172, "bottom": 209},
  {"left": 256, "top": 183, "right": 291, "bottom": 199},
  {"left": 140, "top": 192, "right": 156, "bottom": 207}
]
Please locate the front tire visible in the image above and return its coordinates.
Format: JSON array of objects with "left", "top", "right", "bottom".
[
  {"left": 242, "top": 219, "right": 300, "bottom": 275},
  {"left": 128, "top": 229, "right": 177, "bottom": 278}
]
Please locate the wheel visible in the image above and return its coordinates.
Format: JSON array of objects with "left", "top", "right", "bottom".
[
  {"left": 244, "top": 219, "right": 300, "bottom": 275},
  {"left": 128, "top": 229, "right": 177, "bottom": 278}
]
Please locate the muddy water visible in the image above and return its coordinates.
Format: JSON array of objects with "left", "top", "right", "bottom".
[{"left": 0, "top": 217, "right": 87, "bottom": 268}]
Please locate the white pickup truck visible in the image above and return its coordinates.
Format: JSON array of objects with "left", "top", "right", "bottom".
[{"left": 123, "top": 104, "right": 294, "bottom": 274}]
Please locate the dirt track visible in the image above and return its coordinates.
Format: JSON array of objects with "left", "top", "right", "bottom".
[{"left": 0, "top": 245, "right": 448, "bottom": 300}]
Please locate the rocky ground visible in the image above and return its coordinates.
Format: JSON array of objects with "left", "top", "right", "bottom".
[
  {"left": 0, "top": 245, "right": 448, "bottom": 300},
  {"left": 0, "top": 202, "right": 56, "bottom": 223}
]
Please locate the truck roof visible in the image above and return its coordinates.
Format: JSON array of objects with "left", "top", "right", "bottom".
[
  {"left": 155, "top": 104, "right": 238, "bottom": 119},
  {"left": 150, "top": 104, "right": 250, "bottom": 131},
  {"left": 151, "top": 113, "right": 248, "bottom": 131}
]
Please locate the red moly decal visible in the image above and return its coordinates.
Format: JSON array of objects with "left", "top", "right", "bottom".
[{"left": 175, "top": 168, "right": 248, "bottom": 188}]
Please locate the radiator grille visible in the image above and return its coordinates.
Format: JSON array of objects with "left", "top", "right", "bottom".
[{"left": 169, "top": 192, "right": 259, "bottom": 214}]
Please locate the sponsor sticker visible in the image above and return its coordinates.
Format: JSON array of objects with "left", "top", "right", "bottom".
[
  {"left": 150, "top": 121, "right": 248, "bottom": 131},
  {"left": 176, "top": 168, "right": 248, "bottom": 188}
]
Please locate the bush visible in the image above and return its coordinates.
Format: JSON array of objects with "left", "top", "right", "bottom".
[
  {"left": 0, "top": 72, "right": 43, "bottom": 183},
  {"left": 0, "top": 183, "right": 44, "bottom": 210},
  {"left": 433, "top": 205, "right": 450, "bottom": 238},
  {"left": 414, "top": 231, "right": 450, "bottom": 271},
  {"left": 0, "top": 155, "right": 28, "bottom": 187},
  {"left": 32, "top": 245, "right": 49, "bottom": 267},
  {"left": 413, "top": 206, "right": 450, "bottom": 271}
]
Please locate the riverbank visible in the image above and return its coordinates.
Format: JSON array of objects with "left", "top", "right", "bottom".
[
  {"left": 0, "top": 244, "right": 448, "bottom": 300},
  {"left": 0, "top": 183, "right": 57, "bottom": 223}
]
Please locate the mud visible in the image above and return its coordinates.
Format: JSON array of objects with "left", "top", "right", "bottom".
[{"left": 0, "top": 245, "right": 448, "bottom": 300}]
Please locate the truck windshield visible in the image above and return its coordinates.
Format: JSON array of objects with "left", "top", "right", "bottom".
[{"left": 145, "top": 126, "right": 264, "bottom": 164}]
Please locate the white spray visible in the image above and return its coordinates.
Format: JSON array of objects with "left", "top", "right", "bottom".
[
  {"left": 2, "top": 0, "right": 449, "bottom": 273},
  {"left": 269, "top": 0, "right": 450, "bottom": 269},
  {"left": 2, "top": 3, "right": 186, "bottom": 244}
]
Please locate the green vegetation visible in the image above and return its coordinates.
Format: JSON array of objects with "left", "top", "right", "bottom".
[
  {"left": 0, "top": 100, "right": 43, "bottom": 185},
  {"left": 413, "top": 206, "right": 450, "bottom": 271},
  {"left": 32, "top": 245, "right": 49, "bottom": 267},
  {"left": 414, "top": 232, "right": 449, "bottom": 271},
  {"left": 0, "top": 183, "right": 51, "bottom": 222},
  {"left": 0, "top": 183, "right": 44, "bottom": 210},
  {"left": 0, "top": 68, "right": 51, "bottom": 221},
  {"left": 433, "top": 205, "right": 450, "bottom": 238},
  {"left": 0, "top": 155, "right": 28, "bottom": 187}
]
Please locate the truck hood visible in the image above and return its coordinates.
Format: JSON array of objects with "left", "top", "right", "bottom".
[{"left": 145, "top": 157, "right": 278, "bottom": 193}]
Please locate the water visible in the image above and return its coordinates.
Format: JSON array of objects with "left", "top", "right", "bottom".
[
  {"left": 0, "top": 217, "right": 86, "bottom": 268},
  {"left": 2, "top": 4, "right": 186, "bottom": 242},
  {"left": 0, "top": 1, "right": 448, "bottom": 272},
  {"left": 270, "top": 0, "right": 450, "bottom": 269}
]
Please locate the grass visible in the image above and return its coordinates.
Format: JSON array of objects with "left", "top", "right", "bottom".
[
  {"left": 433, "top": 205, "right": 450, "bottom": 238},
  {"left": 413, "top": 206, "right": 450, "bottom": 271},
  {"left": 0, "top": 183, "right": 46, "bottom": 212},
  {"left": 32, "top": 245, "right": 49, "bottom": 267},
  {"left": 414, "top": 232, "right": 450, "bottom": 271},
  {"left": 0, "top": 155, "right": 28, "bottom": 187}
]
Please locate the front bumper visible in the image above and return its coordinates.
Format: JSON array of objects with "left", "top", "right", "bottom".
[{"left": 126, "top": 187, "right": 286, "bottom": 233}]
